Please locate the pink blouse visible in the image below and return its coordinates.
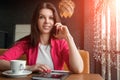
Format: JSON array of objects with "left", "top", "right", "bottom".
[{"left": 0, "top": 36, "right": 70, "bottom": 70}]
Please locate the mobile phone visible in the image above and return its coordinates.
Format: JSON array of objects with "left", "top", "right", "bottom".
[{"left": 52, "top": 25, "right": 57, "bottom": 35}]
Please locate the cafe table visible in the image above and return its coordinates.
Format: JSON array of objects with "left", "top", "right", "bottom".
[{"left": 0, "top": 71, "right": 104, "bottom": 80}]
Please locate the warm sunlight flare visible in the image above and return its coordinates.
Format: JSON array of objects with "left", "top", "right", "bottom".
[
  {"left": 93, "top": 0, "right": 120, "bottom": 80},
  {"left": 116, "top": 0, "right": 120, "bottom": 51},
  {"left": 116, "top": 0, "right": 120, "bottom": 10},
  {"left": 94, "top": 0, "right": 120, "bottom": 75}
]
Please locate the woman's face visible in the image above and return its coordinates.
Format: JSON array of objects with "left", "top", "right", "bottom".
[{"left": 38, "top": 8, "right": 54, "bottom": 34}]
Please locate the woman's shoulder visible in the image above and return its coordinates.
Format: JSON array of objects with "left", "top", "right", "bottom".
[
  {"left": 14, "top": 35, "right": 31, "bottom": 45},
  {"left": 8, "top": 35, "right": 31, "bottom": 50}
]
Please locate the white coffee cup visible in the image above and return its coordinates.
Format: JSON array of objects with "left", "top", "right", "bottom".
[{"left": 10, "top": 60, "right": 26, "bottom": 74}]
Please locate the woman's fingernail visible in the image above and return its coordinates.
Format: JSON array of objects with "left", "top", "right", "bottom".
[{"left": 47, "top": 70, "right": 51, "bottom": 73}]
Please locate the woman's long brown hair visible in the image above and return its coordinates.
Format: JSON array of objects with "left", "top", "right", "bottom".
[{"left": 30, "top": 2, "right": 61, "bottom": 47}]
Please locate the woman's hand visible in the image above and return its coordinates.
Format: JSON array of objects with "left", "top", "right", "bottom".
[
  {"left": 54, "top": 23, "right": 71, "bottom": 39},
  {"left": 26, "top": 64, "right": 51, "bottom": 73}
]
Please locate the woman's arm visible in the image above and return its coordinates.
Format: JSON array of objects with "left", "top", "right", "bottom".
[
  {"left": 66, "top": 34, "right": 84, "bottom": 73},
  {"left": 54, "top": 23, "right": 84, "bottom": 73}
]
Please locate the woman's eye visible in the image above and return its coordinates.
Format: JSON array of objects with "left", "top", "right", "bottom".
[
  {"left": 39, "top": 16, "right": 44, "bottom": 19},
  {"left": 49, "top": 17, "right": 54, "bottom": 20}
]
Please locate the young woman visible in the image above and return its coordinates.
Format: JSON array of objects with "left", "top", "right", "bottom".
[{"left": 0, "top": 2, "right": 83, "bottom": 73}]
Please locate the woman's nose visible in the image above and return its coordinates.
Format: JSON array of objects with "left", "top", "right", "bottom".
[{"left": 45, "top": 18, "right": 49, "bottom": 23}]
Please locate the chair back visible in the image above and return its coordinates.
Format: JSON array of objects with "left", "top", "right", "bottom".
[{"left": 63, "top": 50, "right": 90, "bottom": 73}]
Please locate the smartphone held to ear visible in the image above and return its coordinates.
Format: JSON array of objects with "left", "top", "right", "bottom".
[
  {"left": 52, "top": 25, "right": 60, "bottom": 35},
  {"left": 52, "top": 26, "right": 57, "bottom": 34}
]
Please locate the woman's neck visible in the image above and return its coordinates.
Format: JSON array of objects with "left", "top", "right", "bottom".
[{"left": 40, "top": 34, "right": 50, "bottom": 45}]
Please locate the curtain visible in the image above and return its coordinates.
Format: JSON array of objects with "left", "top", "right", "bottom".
[{"left": 93, "top": 0, "right": 120, "bottom": 80}]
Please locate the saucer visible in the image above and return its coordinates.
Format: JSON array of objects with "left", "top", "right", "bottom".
[{"left": 2, "top": 70, "right": 32, "bottom": 78}]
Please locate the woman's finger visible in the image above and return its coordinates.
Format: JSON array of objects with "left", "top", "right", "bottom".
[
  {"left": 55, "top": 22, "right": 62, "bottom": 27},
  {"left": 38, "top": 64, "right": 51, "bottom": 73}
]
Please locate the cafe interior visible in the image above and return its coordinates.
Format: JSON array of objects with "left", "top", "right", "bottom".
[{"left": 0, "top": 0, "right": 120, "bottom": 80}]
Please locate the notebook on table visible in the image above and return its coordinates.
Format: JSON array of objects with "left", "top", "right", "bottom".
[{"left": 32, "top": 70, "right": 71, "bottom": 80}]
